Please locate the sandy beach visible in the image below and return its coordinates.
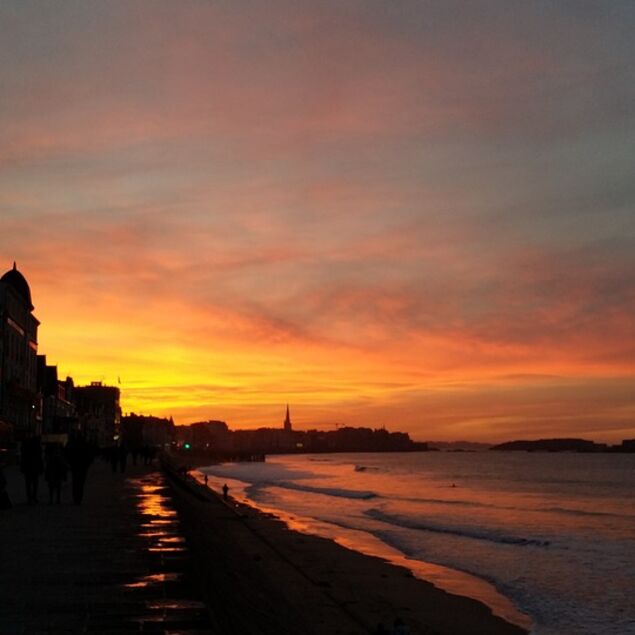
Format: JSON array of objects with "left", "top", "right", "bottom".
[{"left": 166, "top": 468, "right": 529, "bottom": 635}]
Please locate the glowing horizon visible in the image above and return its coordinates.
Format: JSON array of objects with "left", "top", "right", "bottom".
[{"left": 1, "top": 2, "right": 634, "bottom": 442}]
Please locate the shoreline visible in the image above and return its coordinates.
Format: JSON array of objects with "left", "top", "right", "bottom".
[
  {"left": 237, "top": 495, "right": 530, "bottom": 631},
  {"left": 167, "top": 466, "right": 529, "bottom": 634},
  {"left": 192, "top": 468, "right": 531, "bottom": 632}
]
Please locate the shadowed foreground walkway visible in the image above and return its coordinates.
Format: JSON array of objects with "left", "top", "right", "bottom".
[{"left": 0, "top": 460, "right": 214, "bottom": 635}]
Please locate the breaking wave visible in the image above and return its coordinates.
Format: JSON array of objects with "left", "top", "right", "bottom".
[
  {"left": 273, "top": 481, "right": 378, "bottom": 500},
  {"left": 365, "top": 508, "right": 550, "bottom": 547}
]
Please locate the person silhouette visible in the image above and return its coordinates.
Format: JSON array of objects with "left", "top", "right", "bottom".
[
  {"left": 66, "top": 434, "right": 94, "bottom": 505},
  {"left": 0, "top": 461, "right": 11, "bottom": 509},
  {"left": 222, "top": 483, "right": 229, "bottom": 500},
  {"left": 20, "top": 436, "right": 43, "bottom": 504},
  {"left": 109, "top": 445, "right": 118, "bottom": 473},
  {"left": 118, "top": 444, "right": 128, "bottom": 473},
  {"left": 45, "top": 444, "right": 68, "bottom": 504}
]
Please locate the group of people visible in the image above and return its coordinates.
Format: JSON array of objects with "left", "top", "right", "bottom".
[
  {"left": 0, "top": 437, "right": 161, "bottom": 509},
  {"left": 14, "top": 434, "right": 95, "bottom": 506},
  {"left": 106, "top": 443, "right": 157, "bottom": 473}
]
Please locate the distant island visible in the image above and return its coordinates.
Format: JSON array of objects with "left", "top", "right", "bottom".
[
  {"left": 177, "top": 419, "right": 428, "bottom": 458},
  {"left": 491, "top": 438, "right": 635, "bottom": 453},
  {"left": 426, "top": 441, "right": 493, "bottom": 452}
]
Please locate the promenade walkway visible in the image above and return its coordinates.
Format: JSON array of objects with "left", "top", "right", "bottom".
[{"left": 0, "top": 459, "right": 214, "bottom": 635}]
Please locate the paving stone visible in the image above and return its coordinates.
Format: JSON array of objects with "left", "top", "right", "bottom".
[{"left": 0, "top": 462, "right": 216, "bottom": 634}]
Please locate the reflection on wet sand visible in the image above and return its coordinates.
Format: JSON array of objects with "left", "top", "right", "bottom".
[
  {"left": 146, "top": 599, "right": 208, "bottom": 610},
  {"left": 124, "top": 572, "right": 183, "bottom": 589},
  {"left": 121, "top": 472, "right": 213, "bottom": 632},
  {"left": 136, "top": 485, "right": 179, "bottom": 518},
  {"left": 132, "top": 475, "right": 182, "bottom": 551}
]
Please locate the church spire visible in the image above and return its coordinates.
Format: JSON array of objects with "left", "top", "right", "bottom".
[{"left": 283, "top": 404, "right": 292, "bottom": 432}]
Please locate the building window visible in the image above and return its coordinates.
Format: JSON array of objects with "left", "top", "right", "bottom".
[{"left": 7, "top": 317, "right": 25, "bottom": 337}]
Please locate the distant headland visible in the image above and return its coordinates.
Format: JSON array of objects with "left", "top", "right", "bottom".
[
  {"left": 174, "top": 410, "right": 428, "bottom": 458},
  {"left": 490, "top": 438, "right": 635, "bottom": 453}
]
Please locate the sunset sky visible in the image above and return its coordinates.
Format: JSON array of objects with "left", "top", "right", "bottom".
[{"left": 1, "top": 2, "right": 634, "bottom": 441}]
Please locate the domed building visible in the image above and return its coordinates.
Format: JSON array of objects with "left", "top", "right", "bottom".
[{"left": 0, "top": 262, "right": 40, "bottom": 438}]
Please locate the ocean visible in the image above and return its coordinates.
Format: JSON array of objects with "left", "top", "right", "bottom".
[{"left": 199, "top": 451, "right": 635, "bottom": 635}]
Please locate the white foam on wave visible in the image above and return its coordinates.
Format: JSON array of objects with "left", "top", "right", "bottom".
[
  {"left": 366, "top": 508, "right": 550, "bottom": 547},
  {"left": 274, "top": 481, "right": 377, "bottom": 500},
  {"left": 200, "top": 453, "right": 635, "bottom": 635}
]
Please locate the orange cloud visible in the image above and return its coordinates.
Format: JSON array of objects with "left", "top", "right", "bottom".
[{"left": 1, "top": 2, "right": 634, "bottom": 442}]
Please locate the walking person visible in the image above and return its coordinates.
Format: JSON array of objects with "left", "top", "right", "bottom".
[
  {"left": 45, "top": 444, "right": 68, "bottom": 504},
  {"left": 66, "top": 434, "right": 94, "bottom": 505},
  {"left": 20, "top": 436, "right": 43, "bottom": 504},
  {"left": 0, "top": 460, "right": 11, "bottom": 509},
  {"left": 118, "top": 443, "right": 128, "bottom": 473},
  {"left": 109, "top": 445, "right": 119, "bottom": 473}
]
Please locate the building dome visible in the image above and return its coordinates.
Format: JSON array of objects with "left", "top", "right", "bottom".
[{"left": 1, "top": 262, "right": 34, "bottom": 310}]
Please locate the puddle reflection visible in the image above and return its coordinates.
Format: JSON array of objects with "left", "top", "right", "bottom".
[
  {"left": 146, "top": 599, "right": 207, "bottom": 610},
  {"left": 126, "top": 474, "right": 191, "bottom": 579},
  {"left": 119, "top": 473, "right": 211, "bottom": 631},
  {"left": 143, "top": 519, "right": 176, "bottom": 526},
  {"left": 135, "top": 483, "right": 178, "bottom": 518},
  {"left": 124, "top": 572, "right": 182, "bottom": 589}
]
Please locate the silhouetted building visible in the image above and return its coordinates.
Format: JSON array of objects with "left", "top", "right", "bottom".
[
  {"left": 232, "top": 426, "right": 297, "bottom": 453},
  {"left": 121, "top": 413, "right": 174, "bottom": 449},
  {"left": 283, "top": 404, "right": 292, "bottom": 432},
  {"left": 37, "top": 355, "right": 77, "bottom": 437},
  {"left": 619, "top": 439, "right": 635, "bottom": 452},
  {"left": 174, "top": 420, "right": 230, "bottom": 451},
  {"left": 74, "top": 382, "right": 121, "bottom": 448},
  {"left": 0, "top": 263, "right": 40, "bottom": 439},
  {"left": 120, "top": 413, "right": 143, "bottom": 450},
  {"left": 143, "top": 415, "right": 174, "bottom": 448},
  {"left": 179, "top": 421, "right": 426, "bottom": 456}
]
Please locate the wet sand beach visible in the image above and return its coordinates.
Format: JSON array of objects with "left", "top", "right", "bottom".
[{"left": 167, "top": 467, "right": 529, "bottom": 635}]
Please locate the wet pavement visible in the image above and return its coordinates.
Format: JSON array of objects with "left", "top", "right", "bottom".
[{"left": 0, "top": 461, "right": 215, "bottom": 634}]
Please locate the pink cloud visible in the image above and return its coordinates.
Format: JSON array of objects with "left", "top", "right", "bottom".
[{"left": 1, "top": 2, "right": 634, "bottom": 440}]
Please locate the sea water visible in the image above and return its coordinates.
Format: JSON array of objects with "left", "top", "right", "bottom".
[{"left": 199, "top": 452, "right": 635, "bottom": 635}]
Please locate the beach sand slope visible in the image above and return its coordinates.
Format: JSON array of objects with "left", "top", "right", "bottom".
[{"left": 167, "top": 471, "right": 528, "bottom": 635}]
